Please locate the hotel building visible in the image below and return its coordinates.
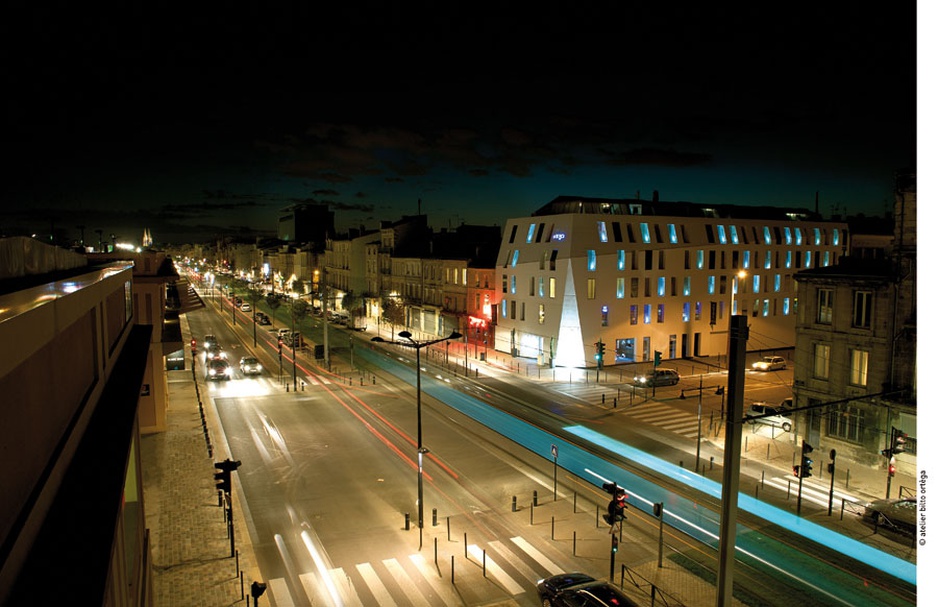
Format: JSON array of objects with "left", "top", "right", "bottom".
[{"left": 493, "top": 196, "right": 848, "bottom": 368}]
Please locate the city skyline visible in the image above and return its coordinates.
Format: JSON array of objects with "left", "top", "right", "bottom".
[{"left": 1, "top": 4, "right": 919, "bottom": 246}]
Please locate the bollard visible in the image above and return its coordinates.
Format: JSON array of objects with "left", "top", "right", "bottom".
[
  {"left": 533, "top": 490, "right": 538, "bottom": 507},
  {"left": 451, "top": 555, "right": 455, "bottom": 584},
  {"left": 530, "top": 503, "right": 534, "bottom": 525},
  {"left": 512, "top": 496, "right": 517, "bottom": 512},
  {"left": 613, "top": 397, "right": 617, "bottom": 408},
  {"left": 573, "top": 492, "right": 578, "bottom": 513},
  {"left": 286, "top": 384, "right": 290, "bottom": 392},
  {"left": 432, "top": 508, "right": 438, "bottom": 526},
  {"left": 679, "top": 460, "right": 683, "bottom": 468},
  {"left": 573, "top": 531, "right": 577, "bottom": 555},
  {"left": 464, "top": 533, "right": 468, "bottom": 558},
  {"left": 434, "top": 537, "right": 438, "bottom": 564},
  {"left": 551, "top": 516, "right": 555, "bottom": 540},
  {"left": 602, "top": 393, "right": 606, "bottom": 404},
  {"left": 447, "top": 516, "right": 451, "bottom": 541},
  {"left": 404, "top": 512, "right": 410, "bottom": 530},
  {"left": 710, "top": 456, "right": 714, "bottom": 470}
]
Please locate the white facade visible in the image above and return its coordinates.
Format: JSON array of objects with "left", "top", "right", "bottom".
[{"left": 494, "top": 198, "right": 848, "bottom": 368}]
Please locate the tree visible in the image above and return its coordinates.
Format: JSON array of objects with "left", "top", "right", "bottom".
[
  {"left": 381, "top": 296, "right": 405, "bottom": 334},
  {"left": 266, "top": 293, "right": 281, "bottom": 327},
  {"left": 344, "top": 291, "right": 366, "bottom": 321}
]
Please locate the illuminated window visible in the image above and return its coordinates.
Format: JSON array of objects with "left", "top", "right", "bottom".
[
  {"left": 823, "top": 251, "right": 830, "bottom": 267},
  {"left": 511, "top": 250, "right": 519, "bottom": 267},
  {"left": 762, "top": 299, "right": 769, "bottom": 316},
  {"left": 682, "top": 302, "right": 690, "bottom": 322},
  {"left": 764, "top": 252, "right": 771, "bottom": 269},
  {"left": 657, "top": 304, "right": 665, "bottom": 323},
  {"left": 598, "top": 222, "right": 608, "bottom": 242},
  {"left": 729, "top": 225, "right": 739, "bottom": 244},
  {"left": 657, "top": 277, "right": 666, "bottom": 297},
  {"left": 784, "top": 227, "right": 792, "bottom": 245},
  {"left": 695, "top": 301, "right": 702, "bottom": 321},
  {"left": 763, "top": 226, "right": 772, "bottom": 244},
  {"left": 549, "top": 277, "right": 556, "bottom": 298},
  {"left": 643, "top": 304, "right": 651, "bottom": 324},
  {"left": 616, "top": 278, "right": 625, "bottom": 299},
  {"left": 538, "top": 277, "right": 544, "bottom": 297},
  {"left": 753, "top": 274, "right": 761, "bottom": 293},
  {"left": 526, "top": 223, "right": 536, "bottom": 243},
  {"left": 707, "top": 276, "right": 715, "bottom": 294},
  {"left": 538, "top": 304, "right": 545, "bottom": 324},
  {"left": 785, "top": 251, "right": 792, "bottom": 268},
  {"left": 668, "top": 224, "right": 678, "bottom": 244},
  {"left": 640, "top": 223, "right": 651, "bottom": 243},
  {"left": 630, "top": 305, "right": 638, "bottom": 325},
  {"left": 832, "top": 228, "right": 840, "bottom": 246},
  {"left": 696, "top": 250, "right": 704, "bottom": 269},
  {"left": 501, "top": 300, "right": 507, "bottom": 317},
  {"left": 510, "top": 275, "right": 516, "bottom": 294},
  {"left": 783, "top": 297, "right": 790, "bottom": 315},
  {"left": 795, "top": 227, "right": 803, "bottom": 245},
  {"left": 683, "top": 277, "right": 691, "bottom": 296},
  {"left": 742, "top": 250, "right": 750, "bottom": 269},
  {"left": 587, "top": 278, "right": 596, "bottom": 299},
  {"left": 849, "top": 349, "right": 869, "bottom": 386},
  {"left": 814, "top": 227, "right": 822, "bottom": 245},
  {"left": 717, "top": 225, "right": 727, "bottom": 244},
  {"left": 587, "top": 250, "right": 597, "bottom": 271},
  {"left": 617, "top": 250, "right": 625, "bottom": 270},
  {"left": 774, "top": 274, "right": 781, "bottom": 292},
  {"left": 814, "top": 343, "right": 830, "bottom": 379},
  {"left": 805, "top": 251, "right": 812, "bottom": 267}
]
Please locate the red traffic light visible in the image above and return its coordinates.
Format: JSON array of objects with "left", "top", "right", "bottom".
[{"left": 888, "top": 463, "right": 896, "bottom": 477}]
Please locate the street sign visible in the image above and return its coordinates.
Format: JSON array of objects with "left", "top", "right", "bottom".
[{"left": 551, "top": 444, "right": 558, "bottom": 459}]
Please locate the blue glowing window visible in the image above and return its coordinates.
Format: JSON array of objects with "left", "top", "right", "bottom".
[
  {"left": 640, "top": 223, "right": 651, "bottom": 243},
  {"left": 814, "top": 228, "right": 821, "bottom": 245},
  {"left": 511, "top": 250, "right": 519, "bottom": 267},
  {"left": 587, "top": 250, "right": 597, "bottom": 271},
  {"left": 805, "top": 251, "right": 812, "bottom": 267},
  {"left": 696, "top": 250, "right": 704, "bottom": 269},
  {"left": 764, "top": 252, "right": 771, "bottom": 269},
  {"left": 774, "top": 274, "right": 781, "bottom": 292},
  {"left": 785, "top": 251, "right": 792, "bottom": 268},
  {"left": 729, "top": 225, "right": 739, "bottom": 244},
  {"left": 682, "top": 302, "right": 690, "bottom": 322},
  {"left": 784, "top": 227, "right": 792, "bottom": 245},
  {"left": 617, "top": 250, "right": 625, "bottom": 271},
  {"left": 832, "top": 228, "right": 840, "bottom": 246},
  {"left": 501, "top": 300, "right": 507, "bottom": 316},
  {"left": 657, "top": 277, "right": 666, "bottom": 297},
  {"left": 708, "top": 276, "right": 715, "bottom": 294},
  {"left": 616, "top": 278, "right": 625, "bottom": 299},
  {"left": 717, "top": 225, "right": 727, "bottom": 244},
  {"left": 783, "top": 297, "right": 790, "bottom": 315},
  {"left": 668, "top": 224, "right": 678, "bottom": 244},
  {"left": 795, "top": 228, "right": 803, "bottom": 245},
  {"left": 763, "top": 226, "right": 772, "bottom": 244},
  {"left": 823, "top": 251, "right": 830, "bottom": 266},
  {"left": 683, "top": 277, "right": 691, "bottom": 296},
  {"left": 510, "top": 275, "right": 516, "bottom": 294},
  {"left": 643, "top": 304, "right": 651, "bottom": 324},
  {"left": 598, "top": 222, "right": 608, "bottom": 243},
  {"left": 526, "top": 224, "right": 536, "bottom": 243},
  {"left": 753, "top": 275, "right": 761, "bottom": 293},
  {"left": 742, "top": 250, "right": 750, "bottom": 269}
]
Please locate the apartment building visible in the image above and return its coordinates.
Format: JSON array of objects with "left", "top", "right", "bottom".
[
  {"left": 793, "top": 174, "right": 915, "bottom": 470},
  {"left": 494, "top": 195, "right": 848, "bottom": 368}
]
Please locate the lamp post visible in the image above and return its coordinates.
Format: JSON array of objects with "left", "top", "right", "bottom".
[{"left": 372, "top": 329, "right": 462, "bottom": 549}]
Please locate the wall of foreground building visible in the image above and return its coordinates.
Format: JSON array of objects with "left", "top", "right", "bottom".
[{"left": 0, "top": 258, "right": 153, "bottom": 606}]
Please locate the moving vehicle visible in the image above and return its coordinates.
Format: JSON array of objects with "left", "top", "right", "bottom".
[
  {"left": 752, "top": 355, "right": 787, "bottom": 371},
  {"left": 239, "top": 356, "right": 262, "bottom": 375},
  {"left": 240, "top": 303, "right": 252, "bottom": 312},
  {"left": 203, "top": 334, "right": 218, "bottom": 350},
  {"left": 633, "top": 368, "right": 680, "bottom": 387},
  {"left": 206, "top": 359, "right": 231, "bottom": 381},
  {"left": 745, "top": 399, "right": 793, "bottom": 432},
  {"left": 537, "top": 573, "right": 639, "bottom": 606}
]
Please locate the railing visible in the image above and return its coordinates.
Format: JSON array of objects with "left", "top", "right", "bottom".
[{"left": 617, "top": 563, "right": 689, "bottom": 606}]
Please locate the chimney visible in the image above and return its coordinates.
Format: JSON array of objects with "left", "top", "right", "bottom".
[{"left": 652, "top": 190, "right": 659, "bottom": 203}]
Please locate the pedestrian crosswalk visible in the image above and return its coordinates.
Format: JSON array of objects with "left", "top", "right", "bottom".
[
  {"left": 761, "top": 475, "right": 862, "bottom": 509},
  {"left": 266, "top": 535, "right": 564, "bottom": 606}
]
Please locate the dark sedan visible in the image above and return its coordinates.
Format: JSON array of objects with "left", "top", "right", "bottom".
[{"left": 537, "top": 573, "right": 639, "bottom": 606}]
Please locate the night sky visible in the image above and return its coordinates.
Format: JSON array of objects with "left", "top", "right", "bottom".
[{"left": 1, "top": 3, "right": 919, "bottom": 246}]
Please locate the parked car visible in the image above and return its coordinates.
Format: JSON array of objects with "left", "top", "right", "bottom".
[
  {"left": 861, "top": 497, "right": 916, "bottom": 536},
  {"left": 745, "top": 399, "right": 793, "bottom": 432},
  {"left": 752, "top": 355, "right": 787, "bottom": 371},
  {"left": 239, "top": 356, "right": 262, "bottom": 375},
  {"left": 277, "top": 328, "right": 291, "bottom": 340},
  {"left": 633, "top": 368, "right": 680, "bottom": 387},
  {"left": 240, "top": 303, "right": 252, "bottom": 312},
  {"left": 206, "top": 359, "right": 231, "bottom": 381},
  {"left": 537, "top": 573, "right": 639, "bottom": 607}
]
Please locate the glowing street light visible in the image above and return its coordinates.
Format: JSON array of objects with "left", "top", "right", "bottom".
[{"left": 371, "top": 329, "right": 462, "bottom": 548}]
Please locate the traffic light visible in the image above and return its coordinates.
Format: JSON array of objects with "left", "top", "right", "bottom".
[
  {"left": 601, "top": 481, "right": 628, "bottom": 525},
  {"left": 654, "top": 350, "right": 662, "bottom": 367},
  {"left": 611, "top": 534, "right": 619, "bottom": 553},
  {"left": 214, "top": 458, "right": 242, "bottom": 494},
  {"left": 800, "top": 441, "right": 814, "bottom": 479},
  {"left": 888, "top": 460, "right": 897, "bottom": 477},
  {"left": 892, "top": 427, "right": 907, "bottom": 455}
]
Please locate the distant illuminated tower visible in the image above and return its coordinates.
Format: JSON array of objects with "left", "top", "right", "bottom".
[{"left": 142, "top": 228, "right": 153, "bottom": 248}]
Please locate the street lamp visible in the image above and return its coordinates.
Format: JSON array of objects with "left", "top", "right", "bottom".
[{"left": 371, "top": 329, "right": 462, "bottom": 548}]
